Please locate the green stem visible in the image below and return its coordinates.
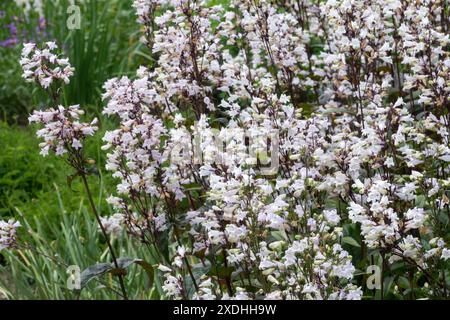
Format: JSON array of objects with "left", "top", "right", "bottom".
[{"left": 80, "top": 173, "right": 129, "bottom": 300}]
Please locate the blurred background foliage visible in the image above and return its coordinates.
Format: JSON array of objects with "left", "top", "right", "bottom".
[{"left": 0, "top": 0, "right": 148, "bottom": 123}]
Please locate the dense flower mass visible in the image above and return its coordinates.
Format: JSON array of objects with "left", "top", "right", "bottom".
[
  {"left": 22, "top": 0, "right": 450, "bottom": 300},
  {"left": 29, "top": 105, "right": 98, "bottom": 156},
  {"left": 103, "top": 0, "right": 450, "bottom": 300}
]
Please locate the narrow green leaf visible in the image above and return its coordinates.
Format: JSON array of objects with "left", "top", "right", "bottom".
[
  {"left": 342, "top": 236, "right": 361, "bottom": 248},
  {"left": 80, "top": 263, "right": 114, "bottom": 288}
]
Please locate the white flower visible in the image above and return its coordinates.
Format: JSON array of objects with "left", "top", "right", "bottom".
[
  {"left": 100, "top": 214, "right": 124, "bottom": 237},
  {"left": 323, "top": 209, "right": 340, "bottom": 226},
  {"left": 29, "top": 105, "right": 98, "bottom": 156},
  {"left": 441, "top": 249, "right": 450, "bottom": 261},
  {"left": 404, "top": 208, "right": 426, "bottom": 231},
  {"left": 0, "top": 219, "right": 20, "bottom": 250},
  {"left": 20, "top": 42, "right": 74, "bottom": 89}
]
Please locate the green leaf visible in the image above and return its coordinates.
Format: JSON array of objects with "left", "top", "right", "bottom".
[
  {"left": 66, "top": 173, "right": 80, "bottom": 192},
  {"left": 342, "top": 236, "right": 361, "bottom": 248},
  {"left": 182, "top": 182, "right": 203, "bottom": 191},
  {"left": 352, "top": 268, "right": 367, "bottom": 276},
  {"left": 398, "top": 276, "right": 411, "bottom": 289},
  {"left": 114, "top": 258, "right": 155, "bottom": 288},
  {"left": 134, "top": 260, "right": 155, "bottom": 289},
  {"left": 116, "top": 257, "right": 136, "bottom": 269},
  {"left": 80, "top": 262, "right": 114, "bottom": 288},
  {"left": 207, "top": 266, "right": 235, "bottom": 279},
  {"left": 80, "top": 258, "right": 154, "bottom": 290}
]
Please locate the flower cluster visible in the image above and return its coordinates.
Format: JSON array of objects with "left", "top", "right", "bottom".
[
  {"left": 0, "top": 219, "right": 20, "bottom": 251},
  {"left": 20, "top": 41, "right": 74, "bottom": 89},
  {"left": 22, "top": 38, "right": 131, "bottom": 299},
  {"left": 100, "top": 213, "right": 125, "bottom": 237},
  {"left": 29, "top": 105, "right": 98, "bottom": 156}
]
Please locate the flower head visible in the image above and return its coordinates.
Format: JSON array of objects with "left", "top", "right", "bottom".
[
  {"left": 29, "top": 105, "right": 98, "bottom": 156},
  {"left": 20, "top": 42, "right": 74, "bottom": 89},
  {"left": 0, "top": 219, "right": 20, "bottom": 250}
]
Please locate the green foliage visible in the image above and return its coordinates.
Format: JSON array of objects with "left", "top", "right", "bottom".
[
  {"left": 42, "top": 0, "right": 146, "bottom": 109},
  {"left": 0, "top": 120, "right": 111, "bottom": 217},
  {"left": 0, "top": 122, "right": 160, "bottom": 299},
  {"left": 0, "top": 49, "right": 32, "bottom": 124},
  {"left": 80, "top": 258, "right": 154, "bottom": 291},
  {"left": 0, "top": 0, "right": 148, "bottom": 122},
  {"left": 0, "top": 190, "right": 160, "bottom": 300},
  {"left": 0, "top": 123, "right": 62, "bottom": 216}
]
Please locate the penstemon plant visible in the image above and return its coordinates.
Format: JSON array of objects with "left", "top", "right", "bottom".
[
  {"left": 4, "top": 0, "right": 449, "bottom": 300},
  {"left": 19, "top": 41, "right": 129, "bottom": 299}
]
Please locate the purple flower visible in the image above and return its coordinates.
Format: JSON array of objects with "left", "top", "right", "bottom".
[
  {"left": 0, "top": 16, "right": 48, "bottom": 48},
  {"left": 7, "top": 23, "right": 18, "bottom": 36},
  {"left": 39, "top": 17, "right": 46, "bottom": 30},
  {"left": 0, "top": 38, "right": 18, "bottom": 47}
]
